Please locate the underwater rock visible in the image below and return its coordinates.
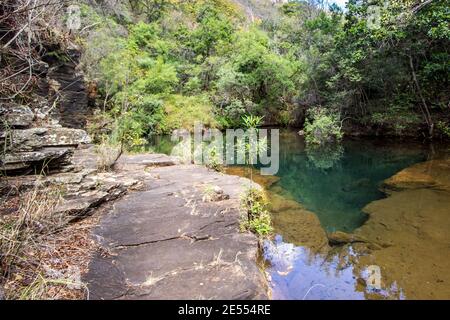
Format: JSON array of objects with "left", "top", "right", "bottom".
[
  {"left": 224, "top": 166, "right": 280, "bottom": 189},
  {"left": 351, "top": 157, "right": 450, "bottom": 299},
  {"left": 272, "top": 208, "right": 329, "bottom": 253},
  {"left": 327, "top": 231, "right": 369, "bottom": 246},
  {"left": 268, "top": 192, "right": 304, "bottom": 213},
  {"left": 263, "top": 236, "right": 298, "bottom": 275},
  {"left": 382, "top": 159, "right": 450, "bottom": 192}
]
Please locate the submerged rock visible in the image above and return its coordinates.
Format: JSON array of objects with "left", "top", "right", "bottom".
[
  {"left": 268, "top": 192, "right": 304, "bottom": 213},
  {"left": 224, "top": 166, "right": 280, "bottom": 189},
  {"left": 350, "top": 157, "right": 450, "bottom": 299},
  {"left": 382, "top": 159, "right": 450, "bottom": 192},
  {"left": 327, "top": 231, "right": 369, "bottom": 246}
]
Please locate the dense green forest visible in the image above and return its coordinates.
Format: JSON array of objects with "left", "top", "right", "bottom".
[{"left": 4, "top": 0, "right": 450, "bottom": 146}]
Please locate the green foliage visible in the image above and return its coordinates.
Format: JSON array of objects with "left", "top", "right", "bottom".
[
  {"left": 240, "top": 187, "right": 273, "bottom": 237},
  {"left": 437, "top": 121, "right": 450, "bottom": 138},
  {"left": 214, "top": 28, "right": 298, "bottom": 124},
  {"left": 370, "top": 102, "right": 421, "bottom": 136},
  {"left": 242, "top": 114, "right": 264, "bottom": 129},
  {"left": 163, "top": 94, "right": 217, "bottom": 131},
  {"left": 215, "top": 99, "right": 249, "bottom": 128},
  {"left": 304, "top": 107, "right": 343, "bottom": 145},
  {"left": 306, "top": 143, "right": 344, "bottom": 170},
  {"left": 204, "top": 144, "right": 223, "bottom": 172},
  {"left": 80, "top": 0, "right": 449, "bottom": 142},
  {"left": 189, "top": 4, "right": 234, "bottom": 58}
]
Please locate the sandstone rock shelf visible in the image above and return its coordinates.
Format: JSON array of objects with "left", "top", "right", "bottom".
[{"left": 84, "top": 155, "right": 268, "bottom": 300}]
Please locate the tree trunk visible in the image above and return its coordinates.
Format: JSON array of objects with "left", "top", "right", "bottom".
[{"left": 408, "top": 54, "right": 434, "bottom": 137}]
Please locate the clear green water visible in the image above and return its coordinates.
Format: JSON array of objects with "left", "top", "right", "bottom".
[{"left": 271, "top": 131, "right": 428, "bottom": 232}]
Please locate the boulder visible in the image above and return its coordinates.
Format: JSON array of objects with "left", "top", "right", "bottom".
[
  {"left": 0, "top": 127, "right": 91, "bottom": 174},
  {"left": 0, "top": 103, "right": 34, "bottom": 128}
]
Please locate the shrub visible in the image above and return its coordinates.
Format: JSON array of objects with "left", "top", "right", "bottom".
[
  {"left": 204, "top": 144, "right": 223, "bottom": 172},
  {"left": 437, "top": 121, "right": 450, "bottom": 138},
  {"left": 370, "top": 101, "right": 421, "bottom": 136},
  {"left": 95, "top": 141, "right": 122, "bottom": 172},
  {"left": 304, "top": 107, "right": 343, "bottom": 145},
  {"left": 163, "top": 94, "right": 217, "bottom": 131}
]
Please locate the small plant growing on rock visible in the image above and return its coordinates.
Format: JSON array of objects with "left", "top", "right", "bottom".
[
  {"left": 237, "top": 114, "right": 273, "bottom": 237},
  {"left": 239, "top": 187, "right": 272, "bottom": 237},
  {"left": 205, "top": 144, "right": 223, "bottom": 172},
  {"left": 202, "top": 185, "right": 229, "bottom": 202}
]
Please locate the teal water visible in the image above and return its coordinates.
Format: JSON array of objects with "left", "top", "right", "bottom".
[{"left": 272, "top": 132, "right": 428, "bottom": 232}]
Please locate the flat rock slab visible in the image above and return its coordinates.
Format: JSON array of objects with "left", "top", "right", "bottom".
[
  {"left": 85, "top": 158, "right": 267, "bottom": 300},
  {"left": 114, "top": 153, "right": 180, "bottom": 171}
]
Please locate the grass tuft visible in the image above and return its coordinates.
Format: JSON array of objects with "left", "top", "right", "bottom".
[{"left": 0, "top": 183, "right": 96, "bottom": 299}]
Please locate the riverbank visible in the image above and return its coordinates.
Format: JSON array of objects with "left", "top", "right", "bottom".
[{"left": 1, "top": 146, "right": 269, "bottom": 299}]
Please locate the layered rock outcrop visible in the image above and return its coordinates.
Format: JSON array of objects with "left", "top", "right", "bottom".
[
  {"left": 1, "top": 41, "right": 94, "bottom": 176},
  {"left": 0, "top": 103, "right": 91, "bottom": 174}
]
